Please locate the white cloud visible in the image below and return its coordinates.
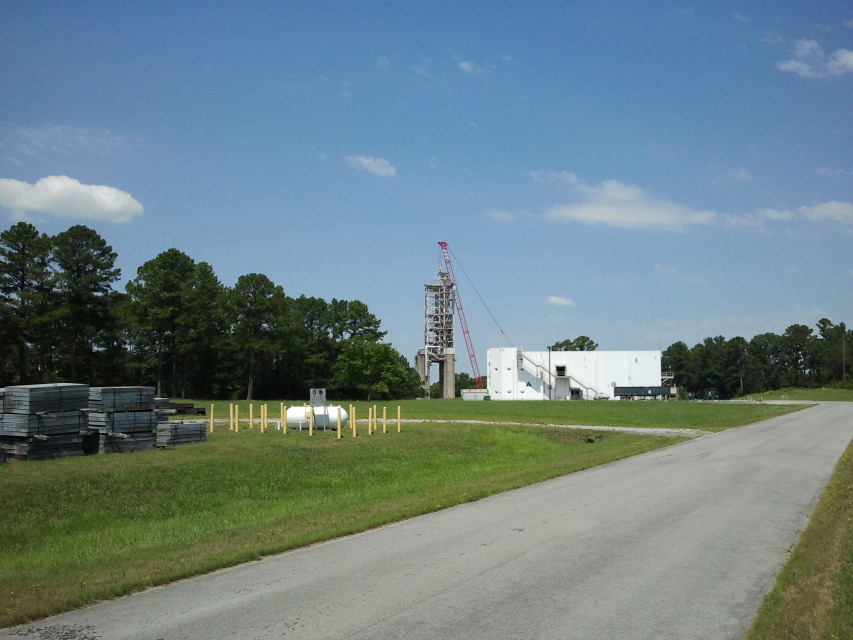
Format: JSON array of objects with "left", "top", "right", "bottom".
[
  {"left": 538, "top": 174, "right": 716, "bottom": 232},
  {"left": 654, "top": 263, "right": 678, "bottom": 275},
  {"left": 345, "top": 155, "right": 396, "bottom": 177},
  {"left": 545, "top": 296, "right": 575, "bottom": 307},
  {"left": 725, "top": 168, "right": 753, "bottom": 182},
  {"left": 832, "top": 48, "right": 853, "bottom": 73},
  {"left": 797, "top": 200, "right": 853, "bottom": 225},
  {"left": 1, "top": 124, "right": 129, "bottom": 166},
  {"left": 523, "top": 170, "right": 853, "bottom": 233},
  {"left": 458, "top": 60, "right": 486, "bottom": 76},
  {"left": 0, "top": 175, "right": 143, "bottom": 223},
  {"left": 815, "top": 166, "right": 853, "bottom": 177},
  {"left": 530, "top": 170, "right": 583, "bottom": 186},
  {"left": 777, "top": 38, "right": 853, "bottom": 77},
  {"left": 730, "top": 202, "right": 853, "bottom": 229}
]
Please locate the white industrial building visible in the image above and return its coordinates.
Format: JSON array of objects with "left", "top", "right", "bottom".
[{"left": 486, "top": 347, "right": 670, "bottom": 400}]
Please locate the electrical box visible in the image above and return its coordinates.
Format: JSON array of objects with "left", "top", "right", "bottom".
[{"left": 310, "top": 388, "right": 326, "bottom": 408}]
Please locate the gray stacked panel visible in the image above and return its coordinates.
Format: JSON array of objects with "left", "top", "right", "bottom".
[
  {"left": 87, "top": 412, "right": 157, "bottom": 433},
  {"left": 2, "top": 434, "right": 84, "bottom": 460},
  {"left": 89, "top": 387, "right": 155, "bottom": 412},
  {"left": 156, "top": 421, "right": 207, "bottom": 447},
  {"left": 2, "top": 383, "right": 88, "bottom": 414},
  {"left": 83, "top": 431, "right": 157, "bottom": 454},
  {"left": 0, "top": 384, "right": 87, "bottom": 460},
  {"left": 0, "top": 411, "right": 85, "bottom": 437},
  {"left": 86, "top": 386, "right": 158, "bottom": 454}
]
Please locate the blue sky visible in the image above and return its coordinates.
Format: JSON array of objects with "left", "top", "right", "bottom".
[{"left": 1, "top": 1, "right": 851, "bottom": 374}]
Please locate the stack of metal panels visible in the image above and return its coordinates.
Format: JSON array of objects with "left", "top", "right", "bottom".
[
  {"left": 86, "top": 386, "right": 158, "bottom": 454},
  {"left": 0, "top": 411, "right": 85, "bottom": 437},
  {"left": 2, "top": 383, "right": 89, "bottom": 414},
  {"left": 156, "top": 421, "right": 207, "bottom": 447},
  {"left": 89, "top": 387, "right": 155, "bottom": 412},
  {"left": 0, "top": 384, "right": 88, "bottom": 460},
  {"left": 3, "top": 434, "right": 84, "bottom": 460},
  {"left": 87, "top": 412, "right": 157, "bottom": 433},
  {"left": 82, "top": 431, "right": 157, "bottom": 454}
]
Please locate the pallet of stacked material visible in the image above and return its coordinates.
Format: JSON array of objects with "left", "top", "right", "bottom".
[
  {"left": 0, "top": 387, "right": 4, "bottom": 412},
  {"left": 89, "top": 387, "right": 156, "bottom": 412},
  {"left": 104, "top": 432, "right": 156, "bottom": 454},
  {"left": 88, "top": 411, "right": 157, "bottom": 433},
  {"left": 2, "top": 383, "right": 89, "bottom": 414},
  {"left": 0, "top": 411, "right": 85, "bottom": 438},
  {"left": 83, "top": 431, "right": 157, "bottom": 454},
  {"left": 156, "top": 421, "right": 207, "bottom": 447},
  {"left": 2, "top": 434, "right": 83, "bottom": 460}
]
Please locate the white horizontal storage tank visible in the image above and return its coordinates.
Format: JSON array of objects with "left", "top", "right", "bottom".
[{"left": 285, "top": 405, "right": 349, "bottom": 429}]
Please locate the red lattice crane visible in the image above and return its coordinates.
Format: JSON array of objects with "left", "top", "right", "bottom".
[{"left": 437, "top": 242, "right": 484, "bottom": 389}]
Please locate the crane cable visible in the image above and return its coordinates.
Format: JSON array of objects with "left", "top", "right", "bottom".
[{"left": 446, "top": 245, "right": 514, "bottom": 347}]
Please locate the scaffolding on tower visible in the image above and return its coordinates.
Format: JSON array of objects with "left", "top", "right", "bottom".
[{"left": 437, "top": 242, "right": 484, "bottom": 389}]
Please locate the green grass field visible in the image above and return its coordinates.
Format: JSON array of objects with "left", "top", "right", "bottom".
[
  {"left": 192, "top": 397, "right": 803, "bottom": 432},
  {"left": 0, "top": 399, "right": 828, "bottom": 630}
]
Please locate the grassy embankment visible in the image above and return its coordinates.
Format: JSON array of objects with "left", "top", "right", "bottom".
[
  {"left": 744, "top": 386, "right": 853, "bottom": 402},
  {"left": 745, "top": 437, "right": 853, "bottom": 639},
  {"left": 1, "top": 401, "right": 803, "bottom": 628}
]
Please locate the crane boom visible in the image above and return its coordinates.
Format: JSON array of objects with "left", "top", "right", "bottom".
[{"left": 437, "top": 242, "right": 483, "bottom": 389}]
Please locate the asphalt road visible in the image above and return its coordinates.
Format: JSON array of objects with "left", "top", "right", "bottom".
[{"left": 4, "top": 402, "right": 851, "bottom": 640}]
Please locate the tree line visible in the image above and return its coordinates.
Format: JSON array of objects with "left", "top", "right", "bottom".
[
  {"left": 0, "top": 222, "right": 422, "bottom": 400},
  {"left": 662, "top": 320, "right": 850, "bottom": 399},
  {"left": 3, "top": 221, "right": 849, "bottom": 401}
]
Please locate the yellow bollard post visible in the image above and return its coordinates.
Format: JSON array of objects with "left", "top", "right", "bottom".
[
  {"left": 309, "top": 406, "right": 314, "bottom": 436},
  {"left": 397, "top": 405, "right": 401, "bottom": 432},
  {"left": 368, "top": 406, "right": 374, "bottom": 435},
  {"left": 235, "top": 405, "right": 240, "bottom": 433},
  {"left": 352, "top": 406, "right": 357, "bottom": 438},
  {"left": 382, "top": 406, "right": 387, "bottom": 434},
  {"left": 229, "top": 403, "right": 234, "bottom": 431},
  {"left": 373, "top": 405, "right": 378, "bottom": 434},
  {"left": 209, "top": 404, "right": 214, "bottom": 434},
  {"left": 280, "top": 402, "right": 286, "bottom": 433},
  {"left": 249, "top": 404, "right": 254, "bottom": 429},
  {"left": 337, "top": 406, "right": 342, "bottom": 439}
]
